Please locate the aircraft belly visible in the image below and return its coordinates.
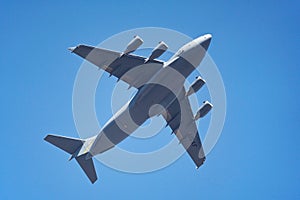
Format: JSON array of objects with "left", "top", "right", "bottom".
[
  {"left": 89, "top": 64, "right": 189, "bottom": 156},
  {"left": 90, "top": 101, "right": 149, "bottom": 156}
]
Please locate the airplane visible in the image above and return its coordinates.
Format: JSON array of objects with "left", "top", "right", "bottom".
[{"left": 45, "top": 34, "right": 213, "bottom": 183}]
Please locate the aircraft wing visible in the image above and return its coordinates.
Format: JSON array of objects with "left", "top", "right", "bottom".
[
  {"left": 70, "top": 45, "right": 163, "bottom": 89},
  {"left": 162, "top": 88, "right": 206, "bottom": 168}
]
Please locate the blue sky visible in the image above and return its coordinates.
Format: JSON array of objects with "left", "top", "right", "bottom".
[{"left": 1, "top": 0, "right": 299, "bottom": 199}]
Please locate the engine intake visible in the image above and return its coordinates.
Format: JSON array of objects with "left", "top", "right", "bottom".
[
  {"left": 146, "top": 41, "right": 168, "bottom": 62},
  {"left": 123, "top": 35, "right": 143, "bottom": 54},
  {"left": 186, "top": 76, "right": 206, "bottom": 96},
  {"left": 194, "top": 101, "right": 213, "bottom": 120}
]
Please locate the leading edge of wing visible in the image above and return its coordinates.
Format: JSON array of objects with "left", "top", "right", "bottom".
[
  {"left": 69, "top": 45, "right": 164, "bottom": 89},
  {"left": 69, "top": 45, "right": 121, "bottom": 72}
]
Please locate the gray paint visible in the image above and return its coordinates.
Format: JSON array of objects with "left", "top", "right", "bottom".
[{"left": 45, "top": 34, "right": 212, "bottom": 183}]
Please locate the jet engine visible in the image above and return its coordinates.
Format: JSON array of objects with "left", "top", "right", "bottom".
[
  {"left": 146, "top": 41, "right": 168, "bottom": 62},
  {"left": 194, "top": 101, "right": 213, "bottom": 120},
  {"left": 186, "top": 76, "right": 206, "bottom": 96},
  {"left": 123, "top": 35, "right": 143, "bottom": 54}
]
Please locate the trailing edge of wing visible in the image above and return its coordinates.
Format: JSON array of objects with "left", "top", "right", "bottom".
[
  {"left": 70, "top": 45, "right": 163, "bottom": 89},
  {"left": 162, "top": 88, "right": 206, "bottom": 168}
]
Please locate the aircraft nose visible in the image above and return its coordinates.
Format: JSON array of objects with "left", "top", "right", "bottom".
[{"left": 201, "top": 34, "right": 212, "bottom": 50}]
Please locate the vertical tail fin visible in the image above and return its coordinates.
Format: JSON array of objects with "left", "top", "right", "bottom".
[{"left": 44, "top": 134, "right": 98, "bottom": 183}]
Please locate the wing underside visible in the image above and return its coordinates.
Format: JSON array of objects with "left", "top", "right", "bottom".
[
  {"left": 162, "top": 88, "right": 206, "bottom": 168},
  {"left": 71, "top": 45, "right": 163, "bottom": 89}
]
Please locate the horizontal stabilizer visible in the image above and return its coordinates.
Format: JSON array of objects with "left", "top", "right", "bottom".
[
  {"left": 76, "top": 154, "right": 98, "bottom": 184},
  {"left": 45, "top": 134, "right": 98, "bottom": 183},
  {"left": 44, "top": 134, "right": 84, "bottom": 154}
]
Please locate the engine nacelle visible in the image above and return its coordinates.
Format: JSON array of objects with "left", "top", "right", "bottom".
[
  {"left": 194, "top": 101, "right": 213, "bottom": 120},
  {"left": 146, "top": 41, "right": 168, "bottom": 62},
  {"left": 186, "top": 76, "right": 206, "bottom": 96},
  {"left": 123, "top": 35, "right": 143, "bottom": 54}
]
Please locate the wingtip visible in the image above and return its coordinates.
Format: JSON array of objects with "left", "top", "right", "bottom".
[
  {"left": 44, "top": 134, "right": 50, "bottom": 141},
  {"left": 68, "top": 46, "right": 76, "bottom": 52}
]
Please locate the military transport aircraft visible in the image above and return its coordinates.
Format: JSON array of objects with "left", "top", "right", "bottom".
[{"left": 45, "top": 34, "right": 213, "bottom": 183}]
